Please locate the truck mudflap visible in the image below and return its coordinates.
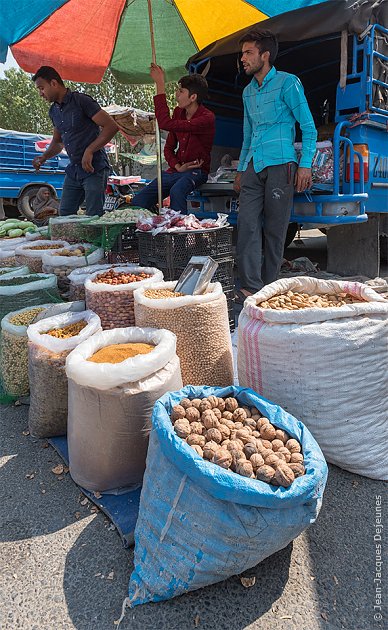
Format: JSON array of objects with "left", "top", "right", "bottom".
[{"left": 291, "top": 121, "right": 368, "bottom": 225}]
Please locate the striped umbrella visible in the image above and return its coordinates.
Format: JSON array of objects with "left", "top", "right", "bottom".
[{"left": 2, "top": 0, "right": 330, "bottom": 84}]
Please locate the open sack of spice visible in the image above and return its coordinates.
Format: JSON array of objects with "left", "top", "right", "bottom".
[
  {"left": 134, "top": 281, "right": 233, "bottom": 386},
  {"left": 27, "top": 310, "right": 102, "bottom": 438},
  {"left": 124, "top": 385, "right": 327, "bottom": 608},
  {"left": 65, "top": 327, "right": 183, "bottom": 493},
  {"left": 238, "top": 277, "right": 388, "bottom": 480}
]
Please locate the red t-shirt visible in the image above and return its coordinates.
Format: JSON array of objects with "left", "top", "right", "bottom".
[{"left": 154, "top": 93, "right": 215, "bottom": 174}]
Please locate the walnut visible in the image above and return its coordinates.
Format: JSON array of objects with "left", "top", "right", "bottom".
[
  {"left": 261, "top": 448, "right": 274, "bottom": 461},
  {"left": 263, "top": 452, "right": 281, "bottom": 468},
  {"left": 174, "top": 418, "right": 191, "bottom": 438},
  {"left": 256, "top": 465, "right": 276, "bottom": 483},
  {"left": 289, "top": 463, "right": 305, "bottom": 478},
  {"left": 230, "top": 430, "right": 237, "bottom": 440},
  {"left": 206, "top": 395, "right": 219, "bottom": 409},
  {"left": 243, "top": 442, "right": 257, "bottom": 458},
  {"left": 190, "top": 444, "right": 203, "bottom": 457},
  {"left": 224, "top": 397, "right": 239, "bottom": 412},
  {"left": 233, "top": 407, "right": 247, "bottom": 422},
  {"left": 275, "top": 465, "right": 295, "bottom": 487},
  {"left": 222, "top": 411, "right": 233, "bottom": 421},
  {"left": 271, "top": 439, "right": 285, "bottom": 452},
  {"left": 217, "top": 398, "right": 226, "bottom": 412},
  {"left": 189, "top": 421, "right": 203, "bottom": 435},
  {"left": 252, "top": 430, "right": 261, "bottom": 438},
  {"left": 185, "top": 407, "right": 200, "bottom": 423},
  {"left": 205, "top": 427, "right": 222, "bottom": 444},
  {"left": 256, "top": 417, "right": 270, "bottom": 430},
  {"left": 218, "top": 424, "right": 231, "bottom": 440},
  {"left": 226, "top": 440, "right": 244, "bottom": 452},
  {"left": 244, "top": 418, "right": 257, "bottom": 430},
  {"left": 275, "top": 429, "right": 289, "bottom": 444},
  {"left": 191, "top": 398, "right": 202, "bottom": 409},
  {"left": 236, "top": 460, "right": 254, "bottom": 477},
  {"left": 219, "top": 417, "right": 235, "bottom": 431},
  {"left": 236, "top": 428, "right": 252, "bottom": 444},
  {"left": 286, "top": 439, "right": 301, "bottom": 454},
  {"left": 255, "top": 440, "right": 266, "bottom": 454},
  {"left": 212, "top": 448, "right": 233, "bottom": 469},
  {"left": 277, "top": 447, "right": 291, "bottom": 463},
  {"left": 199, "top": 399, "right": 212, "bottom": 413},
  {"left": 221, "top": 439, "right": 230, "bottom": 448},
  {"left": 234, "top": 422, "right": 244, "bottom": 430},
  {"left": 179, "top": 398, "right": 193, "bottom": 409},
  {"left": 230, "top": 450, "right": 246, "bottom": 470},
  {"left": 186, "top": 433, "right": 206, "bottom": 447},
  {"left": 242, "top": 406, "right": 252, "bottom": 418},
  {"left": 290, "top": 452, "right": 304, "bottom": 464},
  {"left": 213, "top": 408, "right": 222, "bottom": 420},
  {"left": 250, "top": 453, "right": 264, "bottom": 470},
  {"left": 260, "top": 439, "right": 273, "bottom": 450},
  {"left": 260, "top": 423, "right": 276, "bottom": 441},
  {"left": 202, "top": 411, "right": 219, "bottom": 430},
  {"left": 171, "top": 405, "right": 186, "bottom": 421},
  {"left": 250, "top": 407, "right": 260, "bottom": 417},
  {"left": 203, "top": 441, "right": 220, "bottom": 460}
]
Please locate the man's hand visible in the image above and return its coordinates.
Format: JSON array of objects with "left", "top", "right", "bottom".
[
  {"left": 175, "top": 159, "right": 204, "bottom": 172},
  {"left": 150, "top": 63, "right": 165, "bottom": 92},
  {"left": 294, "top": 167, "right": 312, "bottom": 193},
  {"left": 82, "top": 149, "right": 94, "bottom": 173},
  {"left": 32, "top": 155, "right": 46, "bottom": 171},
  {"left": 233, "top": 172, "right": 242, "bottom": 194}
]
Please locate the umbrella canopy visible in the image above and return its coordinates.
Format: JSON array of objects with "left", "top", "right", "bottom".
[{"left": 2, "top": 0, "right": 331, "bottom": 84}]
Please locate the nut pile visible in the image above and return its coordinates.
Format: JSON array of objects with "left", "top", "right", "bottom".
[
  {"left": 259, "top": 290, "right": 365, "bottom": 310},
  {"left": 43, "top": 245, "right": 98, "bottom": 290},
  {"left": 42, "top": 320, "right": 87, "bottom": 339},
  {"left": 51, "top": 246, "right": 90, "bottom": 257},
  {"left": 86, "top": 270, "right": 154, "bottom": 330},
  {"left": 28, "top": 244, "right": 65, "bottom": 251},
  {"left": 9, "top": 307, "right": 45, "bottom": 326},
  {"left": 0, "top": 253, "right": 17, "bottom": 268},
  {"left": 50, "top": 219, "right": 89, "bottom": 243},
  {"left": 170, "top": 396, "right": 305, "bottom": 487},
  {"left": 144, "top": 288, "right": 184, "bottom": 299}
]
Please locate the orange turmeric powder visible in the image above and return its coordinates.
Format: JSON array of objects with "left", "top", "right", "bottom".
[{"left": 88, "top": 342, "right": 154, "bottom": 364}]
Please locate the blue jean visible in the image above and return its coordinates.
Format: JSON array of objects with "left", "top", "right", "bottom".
[
  {"left": 131, "top": 169, "right": 208, "bottom": 213},
  {"left": 60, "top": 167, "right": 110, "bottom": 217}
]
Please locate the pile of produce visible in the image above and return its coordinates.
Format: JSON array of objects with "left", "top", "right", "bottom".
[
  {"left": 42, "top": 320, "right": 87, "bottom": 339},
  {"left": 91, "top": 269, "right": 152, "bottom": 285},
  {"left": 170, "top": 395, "right": 305, "bottom": 487},
  {"left": 42, "top": 244, "right": 104, "bottom": 291},
  {"left": 9, "top": 307, "right": 46, "bottom": 326},
  {"left": 49, "top": 215, "right": 99, "bottom": 243},
  {"left": 15, "top": 240, "right": 69, "bottom": 273},
  {"left": 96, "top": 207, "right": 154, "bottom": 224},
  {"left": 137, "top": 210, "right": 228, "bottom": 234},
  {"left": 259, "top": 290, "right": 365, "bottom": 310},
  {"left": 51, "top": 245, "right": 91, "bottom": 257},
  {"left": 28, "top": 244, "right": 65, "bottom": 251},
  {"left": 88, "top": 342, "right": 155, "bottom": 363},
  {"left": 0, "top": 219, "right": 36, "bottom": 239},
  {"left": 143, "top": 288, "right": 184, "bottom": 299}
]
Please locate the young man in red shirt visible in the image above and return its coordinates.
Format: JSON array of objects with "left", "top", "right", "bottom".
[{"left": 131, "top": 64, "right": 215, "bottom": 212}]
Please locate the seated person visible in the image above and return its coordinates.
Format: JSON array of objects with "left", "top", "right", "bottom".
[
  {"left": 31, "top": 187, "right": 59, "bottom": 226},
  {"left": 131, "top": 65, "right": 215, "bottom": 213}
]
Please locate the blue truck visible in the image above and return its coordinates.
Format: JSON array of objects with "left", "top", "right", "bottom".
[
  {"left": 0, "top": 128, "right": 69, "bottom": 219},
  {"left": 187, "top": 4, "right": 388, "bottom": 275}
]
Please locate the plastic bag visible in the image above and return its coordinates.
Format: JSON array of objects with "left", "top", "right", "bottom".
[
  {"left": 125, "top": 385, "right": 327, "bottom": 608},
  {"left": 0, "top": 266, "right": 29, "bottom": 279},
  {"left": 0, "top": 273, "right": 60, "bottom": 322},
  {"left": 295, "top": 141, "right": 334, "bottom": 184},
  {"left": 27, "top": 310, "right": 102, "bottom": 437},
  {"left": 85, "top": 265, "right": 163, "bottom": 330},
  {"left": 15, "top": 240, "right": 69, "bottom": 273},
  {"left": 0, "top": 247, "right": 18, "bottom": 268},
  {"left": 68, "top": 263, "right": 121, "bottom": 301},
  {"left": 134, "top": 281, "right": 234, "bottom": 386},
  {"left": 66, "top": 327, "right": 183, "bottom": 492},
  {"left": 0, "top": 236, "right": 27, "bottom": 249},
  {"left": 42, "top": 243, "right": 104, "bottom": 290}
]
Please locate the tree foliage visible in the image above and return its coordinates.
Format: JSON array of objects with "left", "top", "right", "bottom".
[{"left": 0, "top": 67, "right": 176, "bottom": 134}]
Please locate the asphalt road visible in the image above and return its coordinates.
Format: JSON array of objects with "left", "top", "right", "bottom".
[{"left": 0, "top": 402, "right": 386, "bottom": 630}]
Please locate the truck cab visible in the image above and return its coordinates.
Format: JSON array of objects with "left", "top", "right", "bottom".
[{"left": 188, "top": 18, "right": 388, "bottom": 275}]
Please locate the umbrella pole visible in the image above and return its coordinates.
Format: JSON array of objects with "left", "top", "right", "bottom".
[{"left": 147, "top": 0, "right": 163, "bottom": 213}]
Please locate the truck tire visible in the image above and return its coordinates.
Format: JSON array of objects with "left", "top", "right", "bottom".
[
  {"left": 284, "top": 222, "right": 298, "bottom": 250},
  {"left": 17, "top": 185, "right": 43, "bottom": 220}
]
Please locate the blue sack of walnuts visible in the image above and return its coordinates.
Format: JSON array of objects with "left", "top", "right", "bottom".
[{"left": 126, "top": 385, "right": 328, "bottom": 606}]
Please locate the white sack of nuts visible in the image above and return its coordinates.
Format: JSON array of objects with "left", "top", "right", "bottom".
[
  {"left": 68, "top": 263, "right": 122, "bottom": 301},
  {"left": 238, "top": 276, "right": 388, "bottom": 480},
  {"left": 134, "top": 281, "right": 234, "bottom": 387},
  {"left": 126, "top": 385, "right": 328, "bottom": 606},
  {"left": 15, "top": 240, "right": 70, "bottom": 274}
]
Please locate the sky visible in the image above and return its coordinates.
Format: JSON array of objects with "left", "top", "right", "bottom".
[{"left": 0, "top": 51, "right": 20, "bottom": 78}]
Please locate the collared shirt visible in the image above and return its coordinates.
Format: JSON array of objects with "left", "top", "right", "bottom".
[
  {"left": 49, "top": 90, "right": 110, "bottom": 180},
  {"left": 154, "top": 94, "right": 215, "bottom": 174},
  {"left": 238, "top": 67, "right": 317, "bottom": 173}
]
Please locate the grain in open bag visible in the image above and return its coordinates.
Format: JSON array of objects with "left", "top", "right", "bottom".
[
  {"left": 27, "top": 310, "right": 101, "bottom": 438},
  {"left": 65, "top": 327, "right": 183, "bottom": 492},
  {"left": 238, "top": 277, "right": 388, "bottom": 479},
  {"left": 42, "top": 243, "right": 104, "bottom": 290},
  {"left": 0, "top": 273, "right": 60, "bottom": 322},
  {"left": 85, "top": 265, "right": 163, "bottom": 330},
  {"left": 0, "top": 266, "right": 29, "bottom": 280},
  {"left": 134, "top": 281, "right": 234, "bottom": 386},
  {"left": 15, "top": 240, "right": 70, "bottom": 273}
]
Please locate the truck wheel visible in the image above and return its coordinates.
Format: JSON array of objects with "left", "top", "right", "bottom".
[
  {"left": 17, "top": 186, "right": 42, "bottom": 220},
  {"left": 284, "top": 223, "right": 298, "bottom": 250}
]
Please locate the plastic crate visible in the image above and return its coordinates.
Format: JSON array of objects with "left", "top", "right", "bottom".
[
  {"left": 105, "top": 250, "right": 140, "bottom": 264},
  {"left": 138, "top": 227, "right": 233, "bottom": 277},
  {"left": 224, "top": 287, "right": 235, "bottom": 332}
]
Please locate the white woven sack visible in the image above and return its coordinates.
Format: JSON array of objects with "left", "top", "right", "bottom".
[{"left": 237, "top": 277, "right": 388, "bottom": 480}]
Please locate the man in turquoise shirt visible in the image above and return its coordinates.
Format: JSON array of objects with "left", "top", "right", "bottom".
[{"left": 234, "top": 29, "right": 317, "bottom": 301}]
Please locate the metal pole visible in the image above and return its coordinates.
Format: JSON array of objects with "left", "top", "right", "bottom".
[{"left": 147, "top": 0, "right": 163, "bottom": 213}]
